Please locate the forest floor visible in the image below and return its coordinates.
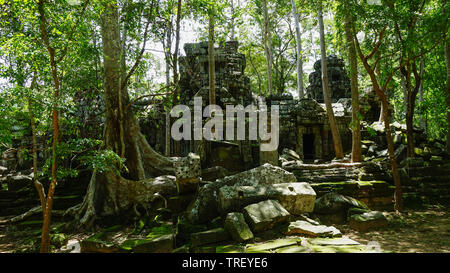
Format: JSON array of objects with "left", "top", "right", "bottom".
[{"left": 0, "top": 206, "right": 449, "bottom": 253}]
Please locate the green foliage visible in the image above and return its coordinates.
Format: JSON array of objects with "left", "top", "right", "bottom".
[{"left": 88, "top": 149, "right": 126, "bottom": 175}]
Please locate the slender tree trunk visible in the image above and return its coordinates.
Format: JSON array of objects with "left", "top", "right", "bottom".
[
  {"left": 208, "top": 14, "right": 216, "bottom": 105},
  {"left": 353, "top": 29, "right": 403, "bottom": 212},
  {"left": 172, "top": 0, "right": 182, "bottom": 156},
  {"left": 291, "top": 0, "right": 304, "bottom": 98},
  {"left": 38, "top": 0, "right": 61, "bottom": 253},
  {"left": 418, "top": 57, "right": 425, "bottom": 130},
  {"left": 404, "top": 61, "right": 421, "bottom": 159},
  {"left": 445, "top": 0, "right": 450, "bottom": 153},
  {"left": 262, "top": 0, "right": 273, "bottom": 95},
  {"left": 27, "top": 77, "right": 46, "bottom": 213},
  {"left": 343, "top": 6, "right": 361, "bottom": 162},
  {"left": 165, "top": 21, "right": 172, "bottom": 157},
  {"left": 230, "top": 0, "right": 235, "bottom": 40},
  {"left": 445, "top": 42, "right": 450, "bottom": 153},
  {"left": 318, "top": 0, "right": 344, "bottom": 159}
]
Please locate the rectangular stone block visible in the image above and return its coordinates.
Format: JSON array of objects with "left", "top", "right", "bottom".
[
  {"left": 191, "top": 228, "right": 230, "bottom": 247},
  {"left": 243, "top": 200, "right": 290, "bottom": 233},
  {"left": 218, "top": 182, "right": 316, "bottom": 215}
]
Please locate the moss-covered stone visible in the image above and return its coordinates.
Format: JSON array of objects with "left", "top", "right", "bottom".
[
  {"left": 216, "top": 244, "right": 244, "bottom": 253},
  {"left": 121, "top": 234, "right": 174, "bottom": 253},
  {"left": 190, "top": 228, "right": 230, "bottom": 247},
  {"left": 245, "top": 238, "right": 301, "bottom": 253},
  {"left": 349, "top": 211, "right": 388, "bottom": 232},
  {"left": 224, "top": 212, "right": 254, "bottom": 243}
]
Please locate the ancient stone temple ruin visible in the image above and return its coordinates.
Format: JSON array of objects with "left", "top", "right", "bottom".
[
  {"left": 178, "top": 41, "right": 258, "bottom": 171},
  {"left": 179, "top": 41, "right": 253, "bottom": 107},
  {"left": 306, "top": 55, "right": 351, "bottom": 103},
  {"left": 143, "top": 41, "right": 381, "bottom": 168}
]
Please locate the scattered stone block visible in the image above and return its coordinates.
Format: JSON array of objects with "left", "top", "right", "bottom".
[
  {"left": 216, "top": 245, "right": 244, "bottom": 253},
  {"left": 307, "top": 237, "right": 361, "bottom": 246},
  {"left": 402, "top": 157, "right": 424, "bottom": 168},
  {"left": 219, "top": 163, "right": 296, "bottom": 186},
  {"left": 274, "top": 245, "right": 310, "bottom": 253},
  {"left": 245, "top": 238, "right": 301, "bottom": 253},
  {"left": 190, "top": 228, "right": 230, "bottom": 247},
  {"left": 201, "top": 166, "right": 229, "bottom": 181},
  {"left": 285, "top": 220, "right": 341, "bottom": 238},
  {"left": 243, "top": 199, "right": 290, "bottom": 233},
  {"left": 314, "top": 192, "right": 368, "bottom": 215},
  {"left": 218, "top": 182, "right": 316, "bottom": 215},
  {"left": 81, "top": 235, "right": 120, "bottom": 253},
  {"left": 0, "top": 166, "right": 7, "bottom": 175},
  {"left": 349, "top": 211, "right": 388, "bottom": 232},
  {"left": 6, "top": 174, "right": 32, "bottom": 192},
  {"left": 429, "top": 155, "right": 443, "bottom": 166},
  {"left": 224, "top": 212, "right": 254, "bottom": 243},
  {"left": 126, "top": 234, "right": 174, "bottom": 253},
  {"left": 186, "top": 163, "right": 296, "bottom": 224}
]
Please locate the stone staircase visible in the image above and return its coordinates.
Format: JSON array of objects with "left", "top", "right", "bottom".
[
  {"left": 401, "top": 164, "right": 450, "bottom": 206},
  {"left": 0, "top": 169, "right": 90, "bottom": 217},
  {"left": 287, "top": 162, "right": 395, "bottom": 210}
]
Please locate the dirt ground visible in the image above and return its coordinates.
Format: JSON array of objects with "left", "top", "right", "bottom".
[
  {"left": 335, "top": 207, "right": 450, "bottom": 253},
  {"left": 0, "top": 207, "right": 449, "bottom": 253}
]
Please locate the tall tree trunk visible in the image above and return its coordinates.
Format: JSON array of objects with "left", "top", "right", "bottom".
[
  {"left": 172, "top": 0, "right": 182, "bottom": 156},
  {"left": 73, "top": 1, "right": 174, "bottom": 228},
  {"left": 418, "top": 57, "right": 425, "bottom": 130},
  {"left": 262, "top": 0, "right": 273, "bottom": 95},
  {"left": 38, "top": 0, "right": 61, "bottom": 253},
  {"left": 208, "top": 14, "right": 216, "bottom": 105},
  {"left": 446, "top": 42, "right": 450, "bottom": 153},
  {"left": 230, "top": 0, "right": 235, "bottom": 40},
  {"left": 27, "top": 77, "right": 46, "bottom": 213},
  {"left": 165, "top": 21, "right": 172, "bottom": 157},
  {"left": 353, "top": 29, "right": 403, "bottom": 212},
  {"left": 343, "top": 5, "right": 361, "bottom": 162},
  {"left": 318, "top": 0, "right": 344, "bottom": 159},
  {"left": 445, "top": 0, "right": 450, "bottom": 154},
  {"left": 290, "top": 0, "right": 304, "bottom": 98}
]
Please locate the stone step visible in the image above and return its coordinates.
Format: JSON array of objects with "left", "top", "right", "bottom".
[
  {"left": 410, "top": 176, "right": 450, "bottom": 184},
  {"left": 406, "top": 166, "right": 450, "bottom": 177},
  {"left": 310, "top": 181, "right": 394, "bottom": 200}
]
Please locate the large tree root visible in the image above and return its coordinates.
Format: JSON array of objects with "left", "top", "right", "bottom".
[
  {"left": 68, "top": 170, "right": 177, "bottom": 230},
  {"left": 4, "top": 206, "right": 65, "bottom": 224}
]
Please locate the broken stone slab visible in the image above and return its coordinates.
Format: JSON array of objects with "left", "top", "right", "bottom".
[
  {"left": 349, "top": 211, "right": 388, "bottom": 232},
  {"left": 186, "top": 164, "right": 296, "bottom": 224},
  {"left": 80, "top": 237, "right": 120, "bottom": 253},
  {"left": 0, "top": 166, "right": 7, "bottom": 175},
  {"left": 280, "top": 148, "right": 301, "bottom": 162},
  {"left": 314, "top": 192, "right": 368, "bottom": 215},
  {"left": 218, "top": 163, "right": 297, "bottom": 186},
  {"left": 200, "top": 166, "right": 229, "bottom": 182},
  {"left": 243, "top": 199, "right": 291, "bottom": 233},
  {"left": 307, "top": 237, "right": 361, "bottom": 246},
  {"left": 245, "top": 238, "right": 301, "bottom": 253},
  {"left": 284, "top": 220, "right": 341, "bottom": 238},
  {"left": 429, "top": 155, "right": 443, "bottom": 165},
  {"left": 125, "top": 234, "right": 174, "bottom": 253},
  {"left": 274, "top": 245, "right": 310, "bottom": 253},
  {"left": 401, "top": 157, "right": 424, "bottom": 168},
  {"left": 174, "top": 153, "right": 201, "bottom": 194},
  {"left": 6, "top": 174, "right": 32, "bottom": 192},
  {"left": 218, "top": 182, "right": 316, "bottom": 215},
  {"left": 190, "top": 228, "right": 230, "bottom": 247},
  {"left": 224, "top": 212, "right": 254, "bottom": 243}
]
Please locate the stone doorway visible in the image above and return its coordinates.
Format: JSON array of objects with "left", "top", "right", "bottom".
[{"left": 303, "top": 133, "right": 315, "bottom": 160}]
